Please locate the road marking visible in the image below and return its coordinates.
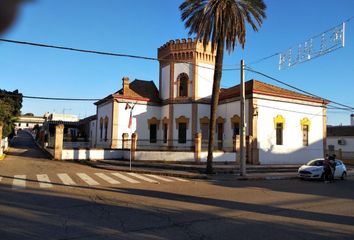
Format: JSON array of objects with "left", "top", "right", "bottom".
[
  {"left": 37, "top": 174, "right": 53, "bottom": 188},
  {"left": 145, "top": 174, "right": 174, "bottom": 182},
  {"left": 77, "top": 173, "right": 99, "bottom": 186},
  {"left": 168, "top": 177, "right": 190, "bottom": 182},
  {"left": 95, "top": 173, "right": 120, "bottom": 184},
  {"left": 13, "top": 175, "right": 26, "bottom": 189},
  {"left": 111, "top": 172, "right": 140, "bottom": 183},
  {"left": 127, "top": 173, "right": 158, "bottom": 183},
  {"left": 57, "top": 173, "right": 76, "bottom": 185}
]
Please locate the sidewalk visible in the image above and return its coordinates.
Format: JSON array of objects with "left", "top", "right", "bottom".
[{"left": 85, "top": 159, "right": 312, "bottom": 180}]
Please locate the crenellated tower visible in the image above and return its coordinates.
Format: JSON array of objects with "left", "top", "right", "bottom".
[{"left": 158, "top": 38, "right": 216, "bottom": 102}]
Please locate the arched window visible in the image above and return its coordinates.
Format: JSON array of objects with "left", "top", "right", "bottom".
[
  {"left": 104, "top": 116, "right": 109, "bottom": 142},
  {"left": 147, "top": 117, "right": 160, "bottom": 143},
  {"left": 230, "top": 115, "right": 240, "bottom": 137},
  {"left": 199, "top": 116, "right": 209, "bottom": 142},
  {"left": 175, "top": 116, "right": 189, "bottom": 143},
  {"left": 99, "top": 117, "right": 103, "bottom": 140},
  {"left": 301, "top": 117, "right": 310, "bottom": 146},
  {"left": 274, "top": 115, "right": 285, "bottom": 145},
  {"left": 177, "top": 73, "right": 189, "bottom": 97}
]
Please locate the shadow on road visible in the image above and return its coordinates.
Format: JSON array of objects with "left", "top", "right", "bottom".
[{"left": 0, "top": 183, "right": 353, "bottom": 240}]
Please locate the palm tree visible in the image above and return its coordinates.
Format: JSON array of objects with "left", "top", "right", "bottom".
[
  {"left": 180, "top": 0, "right": 266, "bottom": 173},
  {"left": 0, "top": 0, "right": 23, "bottom": 34}
]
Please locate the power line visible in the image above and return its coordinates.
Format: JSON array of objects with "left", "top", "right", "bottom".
[
  {"left": 245, "top": 66, "right": 354, "bottom": 111},
  {"left": 0, "top": 92, "right": 100, "bottom": 101},
  {"left": 23, "top": 95, "right": 100, "bottom": 101},
  {"left": 0, "top": 38, "right": 158, "bottom": 61},
  {"left": 0, "top": 38, "right": 236, "bottom": 72}
]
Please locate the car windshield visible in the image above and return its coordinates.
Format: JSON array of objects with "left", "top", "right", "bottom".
[{"left": 306, "top": 160, "right": 323, "bottom": 166}]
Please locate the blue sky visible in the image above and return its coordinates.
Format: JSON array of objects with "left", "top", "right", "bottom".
[{"left": 0, "top": 0, "right": 353, "bottom": 125}]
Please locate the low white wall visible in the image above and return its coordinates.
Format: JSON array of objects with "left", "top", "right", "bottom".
[
  {"left": 61, "top": 149, "right": 126, "bottom": 161},
  {"left": 200, "top": 151, "right": 236, "bottom": 162},
  {"left": 135, "top": 151, "right": 195, "bottom": 162}
]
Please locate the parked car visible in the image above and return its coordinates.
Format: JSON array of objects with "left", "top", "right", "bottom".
[{"left": 297, "top": 158, "right": 347, "bottom": 180}]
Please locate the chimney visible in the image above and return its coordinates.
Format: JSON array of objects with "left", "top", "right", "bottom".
[{"left": 122, "top": 77, "right": 129, "bottom": 94}]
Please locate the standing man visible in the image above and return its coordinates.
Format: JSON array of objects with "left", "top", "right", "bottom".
[
  {"left": 329, "top": 154, "right": 336, "bottom": 182},
  {"left": 323, "top": 154, "right": 331, "bottom": 183}
]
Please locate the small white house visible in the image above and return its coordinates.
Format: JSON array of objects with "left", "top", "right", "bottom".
[
  {"left": 14, "top": 115, "right": 45, "bottom": 130},
  {"left": 327, "top": 125, "right": 354, "bottom": 161},
  {"left": 91, "top": 38, "right": 328, "bottom": 165}
]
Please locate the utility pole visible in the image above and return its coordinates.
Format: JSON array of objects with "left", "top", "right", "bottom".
[{"left": 240, "top": 59, "right": 246, "bottom": 176}]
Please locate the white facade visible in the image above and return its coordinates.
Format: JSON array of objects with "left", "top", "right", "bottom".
[
  {"left": 95, "top": 101, "right": 113, "bottom": 148},
  {"left": 89, "top": 39, "right": 327, "bottom": 165},
  {"left": 197, "top": 63, "right": 214, "bottom": 98},
  {"left": 256, "top": 97, "right": 325, "bottom": 164},
  {"left": 161, "top": 65, "right": 170, "bottom": 100},
  {"left": 118, "top": 102, "right": 161, "bottom": 141},
  {"left": 89, "top": 119, "right": 96, "bottom": 147}
]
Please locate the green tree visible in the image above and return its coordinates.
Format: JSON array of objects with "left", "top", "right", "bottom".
[
  {"left": 0, "top": 89, "right": 23, "bottom": 137},
  {"left": 180, "top": 0, "right": 266, "bottom": 173}
]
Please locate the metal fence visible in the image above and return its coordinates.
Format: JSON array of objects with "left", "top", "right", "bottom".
[
  {"left": 201, "top": 139, "right": 234, "bottom": 152},
  {"left": 137, "top": 139, "right": 194, "bottom": 151}
]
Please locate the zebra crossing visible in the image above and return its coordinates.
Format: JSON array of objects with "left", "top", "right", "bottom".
[{"left": 0, "top": 172, "right": 190, "bottom": 190}]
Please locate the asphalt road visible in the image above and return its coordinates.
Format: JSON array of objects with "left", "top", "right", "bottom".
[{"left": 0, "top": 131, "right": 353, "bottom": 240}]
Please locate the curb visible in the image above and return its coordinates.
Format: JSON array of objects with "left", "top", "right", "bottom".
[
  {"left": 85, "top": 161, "right": 301, "bottom": 181},
  {"left": 85, "top": 161, "right": 209, "bottom": 179},
  {"left": 96, "top": 160, "right": 299, "bottom": 174}
]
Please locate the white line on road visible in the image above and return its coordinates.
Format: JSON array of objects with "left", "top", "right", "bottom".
[
  {"left": 37, "top": 174, "right": 53, "bottom": 188},
  {"left": 145, "top": 174, "right": 174, "bottom": 182},
  {"left": 76, "top": 173, "right": 100, "bottom": 186},
  {"left": 111, "top": 172, "right": 140, "bottom": 183},
  {"left": 127, "top": 173, "right": 158, "bottom": 183},
  {"left": 57, "top": 173, "right": 76, "bottom": 186},
  {"left": 12, "top": 175, "right": 26, "bottom": 189},
  {"left": 168, "top": 177, "right": 190, "bottom": 182},
  {"left": 95, "top": 173, "right": 120, "bottom": 184}
]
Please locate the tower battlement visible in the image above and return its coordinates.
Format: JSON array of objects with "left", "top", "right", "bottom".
[{"left": 157, "top": 38, "right": 216, "bottom": 63}]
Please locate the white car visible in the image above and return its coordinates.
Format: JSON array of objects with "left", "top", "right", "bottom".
[{"left": 298, "top": 158, "right": 347, "bottom": 180}]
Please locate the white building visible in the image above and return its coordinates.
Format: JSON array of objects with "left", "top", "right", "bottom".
[
  {"left": 91, "top": 39, "right": 328, "bottom": 164},
  {"left": 14, "top": 115, "right": 45, "bottom": 130},
  {"left": 327, "top": 115, "right": 354, "bottom": 161},
  {"left": 45, "top": 112, "right": 79, "bottom": 122}
]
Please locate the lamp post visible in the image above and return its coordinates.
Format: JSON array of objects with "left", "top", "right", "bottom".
[{"left": 240, "top": 60, "right": 246, "bottom": 176}]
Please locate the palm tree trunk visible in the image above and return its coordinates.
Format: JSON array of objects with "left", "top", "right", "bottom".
[{"left": 206, "top": 38, "right": 224, "bottom": 174}]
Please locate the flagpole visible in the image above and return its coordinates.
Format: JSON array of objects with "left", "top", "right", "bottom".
[
  {"left": 129, "top": 126, "right": 132, "bottom": 171},
  {"left": 128, "top": 102, "right": 136, "bottom": 172}
]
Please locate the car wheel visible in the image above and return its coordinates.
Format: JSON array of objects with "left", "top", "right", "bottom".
[{"left": 341, "top": 172, "right": 347, "bottom": 180}]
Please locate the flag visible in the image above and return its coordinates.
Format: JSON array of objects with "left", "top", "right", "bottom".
[
  {"left": 125, "top": 103, "right": 131, "bottom": 110},
  {"left": 128, "top": 109, "right": 133, "bottom": 128},
  {"left": 126, "top": 102, "right": 136, "bottom": 129}
]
